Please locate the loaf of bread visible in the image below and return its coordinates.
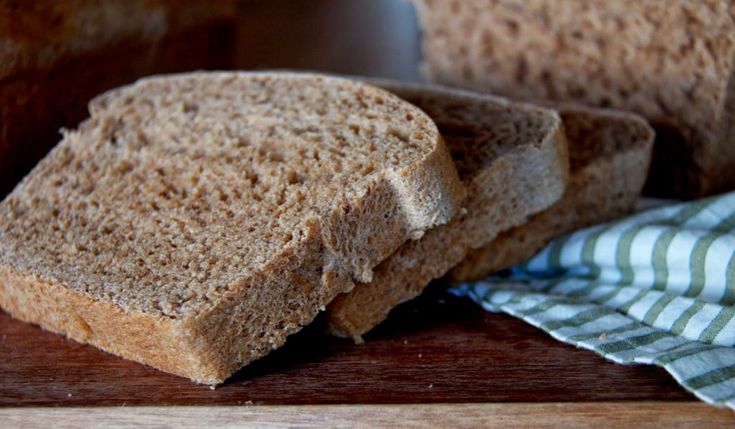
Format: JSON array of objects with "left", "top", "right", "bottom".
[
  {"left": 414, "top": 0, "right": 735, "bottom": 198},
  {"left": 0, "top": 1, "right": 235, "bottom": 197},
  {"left": 0, "top": 72, "right": 465, "bottom": 383},
  {"left": 450, "top": 105, "right": 655, "bottom": 283},
  {"left": 325, "top": 81, "right": 568, "bottom": 340}
]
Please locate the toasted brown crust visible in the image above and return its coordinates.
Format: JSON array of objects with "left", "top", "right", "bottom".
[
  {"left": 449, "top": 105, "right": 655, "bottom": 284},
  {"left": 324, "top": 82, "right": 568, "bottom": 340},
  {"left": 0, "top": 72, "right": 464, "bottom": 383},
  {"left": 414, "top": 0, "right": 735, "bottom": 198}
]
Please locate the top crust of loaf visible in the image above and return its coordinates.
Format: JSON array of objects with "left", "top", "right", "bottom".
[
  {"left": 557, "top": 104, "right": 655, "bottom": 173},
  {"left": 0, "top": 72, "right": 463, "bottom": 320}
]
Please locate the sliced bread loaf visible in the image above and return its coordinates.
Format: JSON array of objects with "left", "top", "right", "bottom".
[
  {"left": 413, "top": 0, "right": 735, "bottom": 198},
  {"left": 449, "top": 105, "right": 654, "bottom": 283},
  {"left": 0, "top": 72, "right": 464, "bottom": 383},
  {"left": 324, "top": 81, "right": 568, "bottom": 340}
]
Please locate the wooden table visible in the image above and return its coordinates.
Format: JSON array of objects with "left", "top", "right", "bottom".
[
  {"left": 3, "top": 0, "right": 733, "bottom": 426},
  {"left": 1, "top": 282, "right": 733, "bottom": 427}
]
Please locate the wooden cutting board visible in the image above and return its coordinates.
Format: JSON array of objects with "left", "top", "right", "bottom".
[{"left": 2, "top": 282, "right": 734, "bottom": 426}]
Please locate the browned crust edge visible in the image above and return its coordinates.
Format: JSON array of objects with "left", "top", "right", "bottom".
[
  {"left": 449, "top": 107, "right": 655, "bottom": 283},
  {"left": 324, "top": 113, "right": 568, "bottom": 340}
]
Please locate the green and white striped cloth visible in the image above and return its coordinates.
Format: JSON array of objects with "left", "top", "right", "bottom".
[{"left": 451, "top": 191, "right": 735, "bottom": 409}]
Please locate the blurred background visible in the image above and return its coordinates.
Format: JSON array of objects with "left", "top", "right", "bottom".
[{"left": 232, "top": 0, "right": 419, "bottom": 80}]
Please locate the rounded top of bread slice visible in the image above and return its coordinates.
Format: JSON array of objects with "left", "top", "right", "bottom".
[
  {"left": 368, "top": 80, "right": 561, "bottom": 180},
  {"left": 0, "top": 71, "right": 451, "bottom": 318},
  {"left": 556, "top": 105, "right": 654, "bottom": 173}
]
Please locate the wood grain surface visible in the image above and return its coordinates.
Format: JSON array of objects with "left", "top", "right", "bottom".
[
  {"left": 2, "top": 403, "right": 733, "bottom": 429},
  {"left": 2, "top": 1, "right": 732, "bottom": 425},
  {"left": 0, "top": 283, "right": 699, "bottom": 407}
]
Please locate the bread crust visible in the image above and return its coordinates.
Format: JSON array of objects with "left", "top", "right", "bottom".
[
  {"left": 449, "top": 105, "right": 655, "bottom": 283},
  {"left": 324, "top": 81, "right": 568, "bottom": 340}
]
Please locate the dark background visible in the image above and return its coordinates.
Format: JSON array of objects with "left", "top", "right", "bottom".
[{"left": 232, "top": 0, "right": 420, "bottom": 81}]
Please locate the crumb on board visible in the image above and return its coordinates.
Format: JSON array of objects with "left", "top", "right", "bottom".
[{"left": 428, "top": 384, "right": 434, "bottom": 389}]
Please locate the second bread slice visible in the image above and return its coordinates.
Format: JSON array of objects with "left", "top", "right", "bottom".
[
  {"left": 325, "top": 82, "right": 568, "bottom": 340},
  {"left": 449, "top": 105, "right": 655, "bottom": 283}
]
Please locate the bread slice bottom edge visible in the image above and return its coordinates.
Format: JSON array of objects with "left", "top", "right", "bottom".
[{"left": 0, "top": 233, "right": 352, "bottom": 385}]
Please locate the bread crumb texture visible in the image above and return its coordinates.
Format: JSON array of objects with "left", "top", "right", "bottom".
[
  {"left": 325, "top": 81, "right": 567, "bottom": 338},
  {"left": 415, "top": 0, "right": 735, "bottom": 197},
  {"left": 0, "top": 71, "right": 463, "bottom": 383}
]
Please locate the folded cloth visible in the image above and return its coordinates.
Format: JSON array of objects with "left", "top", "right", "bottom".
[{"left": 451, "top": 191, "right": 735, "bottom": 409}]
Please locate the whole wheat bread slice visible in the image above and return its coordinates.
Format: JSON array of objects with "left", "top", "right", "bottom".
[
  {"left": 0, "top": 71, "right": 465, "bottom": 384},
  {"left": 449, "top": 105, "right": 654, "bottom": 283},
  {"left": 413, "top": 0, "right": 735, "bottom": 198},
  {"left": 324, "top": 81, "right": 568, "bottom": 340}
]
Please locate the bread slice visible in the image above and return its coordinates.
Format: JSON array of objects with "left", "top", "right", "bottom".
[
  {"left": 449, "top": 105, "right": 655, "bottom": 283},
  {"left": 324, "top": 81, "right": 568, "bottom": 340},
  {"left": 413, "top": 0, "right": 735, "bottom": 198},
  {"left": 0, "top": 72, "right": 465, "bottom": 384}
]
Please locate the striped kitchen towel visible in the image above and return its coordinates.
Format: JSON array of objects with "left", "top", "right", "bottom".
[{"left": 451, "top": 191, "right": 735, "bottom": 409}]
